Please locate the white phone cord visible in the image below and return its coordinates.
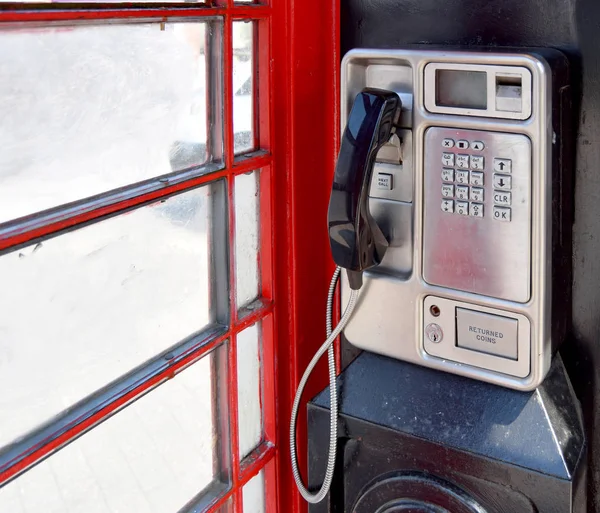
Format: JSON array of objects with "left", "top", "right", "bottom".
[{"left": 289, "top": 266, "right": 360, "bottom": 503}]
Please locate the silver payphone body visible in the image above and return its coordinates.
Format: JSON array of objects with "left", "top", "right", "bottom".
[{"left": 340, "top": 48, "right": 572, "bottom": 391}]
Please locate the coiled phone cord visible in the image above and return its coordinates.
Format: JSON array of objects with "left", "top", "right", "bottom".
[{"left": 290, "top": 266, "right": 360, "bottom": 503}]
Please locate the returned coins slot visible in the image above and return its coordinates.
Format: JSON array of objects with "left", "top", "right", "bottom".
[{"left": 455, "top": 307, "right": 519, "bottom": 360}]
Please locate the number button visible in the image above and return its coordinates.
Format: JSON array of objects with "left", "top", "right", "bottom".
[
  {"left": 441, "top": 199, "right": 454, "bottom": 213},
  {"left": 470, "top": 187, "right": 484, "bottom": 202},
  {"left": 470, "top": 171, "right": 484, "bottom": 186},
  {"left": 493, "top": 206, "right": 511, "bottom": 222},
  {"left": 456, "top": 170, "right": 469, "bottom": 184},
  {"left": 456, "top": 201, "right": 469, "bottom": 216},
  {"left": 442, "top": 138, "right": 455, "bottom": 148},
  {"left": 470, "top": 156, "right": 484, "bottom": 170},
  {"left": 493, "top": 158, "right": 512, "bottom": 173},
  {"left": 441, "top": 184, "right": 455, "bottom": 198},
  {"left": 442, "top": 153, "right": 455, "bottom": 166},
  {"left": 470, "top": 203, "right": 484, "bottom": 218},
  {"left": 441, "top": 168, "right": 455, "bottom": 182},
  {"left": 456, "top": 154, "right": 469, "bottom": 169},
  {"left": 493, "top": 174, "right": 512, "bottom": 190},
  {"left": 455, "top": 185, "right": 469, "bottom": 200},
  {"left": 493, "top": 191, "right": 512, "bottom": 206}
]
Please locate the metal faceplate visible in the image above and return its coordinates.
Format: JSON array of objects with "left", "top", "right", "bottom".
[
  {"left": 340, "top": 48, "right": 556, "bottom": 391},
  {"left": 423, "top": 127, "right": 532, "bottom": 302}
]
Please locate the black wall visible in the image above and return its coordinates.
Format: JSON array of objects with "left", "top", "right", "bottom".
[{"left": 341, "top": 0, "right": 600, "bottom": 510}]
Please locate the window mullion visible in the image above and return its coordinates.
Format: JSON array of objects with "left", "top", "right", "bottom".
[
  {"left": 224, "top": 14, "right": 235, "bottom": 169},
  {"left": 0, "top": 6, "right": 271, "bottom": 23}
]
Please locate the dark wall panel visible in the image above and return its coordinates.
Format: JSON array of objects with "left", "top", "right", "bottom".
[{"left": 341, "top": 0, "right": 600, "bottom": 510}]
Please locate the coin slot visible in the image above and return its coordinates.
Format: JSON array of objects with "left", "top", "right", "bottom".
[
  {"left": 496, "top": 74, "right": 522, "bottom": 87},
  {"left": 496, "top": 73, "right": 523, "bottom": 113}
]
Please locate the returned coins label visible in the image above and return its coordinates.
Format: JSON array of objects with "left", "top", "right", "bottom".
[
  {"left": 468, "top": 325, "right": 505, "bottom": 345},
  {"left": 456, "top": 307, "right": 518, "bottom": 360}
]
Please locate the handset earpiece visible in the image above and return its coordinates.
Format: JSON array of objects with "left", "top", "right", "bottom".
[{"left": 327, "top": 88, "right": 402, "bottom": 289}]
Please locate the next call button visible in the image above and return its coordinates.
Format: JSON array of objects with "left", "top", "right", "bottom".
[{"left": 456, "top": 308, "right": 518, "bottom": 360}]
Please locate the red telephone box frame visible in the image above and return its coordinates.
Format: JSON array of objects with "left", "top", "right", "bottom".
[{"left": 0, "top": 0, "right": 339, "bottom": 511}]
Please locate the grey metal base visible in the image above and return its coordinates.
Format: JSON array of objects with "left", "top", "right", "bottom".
[{"left": 308, "top": 352, "right": 586, "bottom": 512}]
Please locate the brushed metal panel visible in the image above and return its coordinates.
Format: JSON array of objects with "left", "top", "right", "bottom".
[{"left": 423, "top": 127, "right": 532, "bottom": 302}]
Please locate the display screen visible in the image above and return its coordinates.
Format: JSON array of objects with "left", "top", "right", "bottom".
[{"left": 436, "top": 70, "right": 487, "bottom": 109}]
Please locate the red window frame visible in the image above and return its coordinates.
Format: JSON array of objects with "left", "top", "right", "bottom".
[{"left": 0, "top": 0, "right": 339, "bottom": 511}]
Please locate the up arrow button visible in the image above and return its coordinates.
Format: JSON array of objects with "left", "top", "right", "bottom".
[{"left": 493, "top": 158, "right": 512, "bottom": 173}]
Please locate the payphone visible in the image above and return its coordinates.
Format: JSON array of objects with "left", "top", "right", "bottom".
[
  {"left": 291, "top": 48, "right": 575, "bottom": 505},
  {"left": 336, "top": 48, "right": 572, "bottom": 390}
]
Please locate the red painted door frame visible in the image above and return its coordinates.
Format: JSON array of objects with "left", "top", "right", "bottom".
[{"left": 271, "top": 0, "right": 340, "bottom": 510}]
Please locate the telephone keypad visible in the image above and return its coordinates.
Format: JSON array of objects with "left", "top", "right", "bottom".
[
  {"left": 441, "top": 168, "right": 455, "bottom": 182},
  {"left": 441, "top": 184, "right": 455, "bottom": 197},
  {"left": 456, "top": 154, "right": 470, "bottom": 169},
  {"left": 442, "top": 153, "right": 455, "bottom": 166},
  {"left": 493, "top": 173, "right": 512, "bottom": 190},
  {"left": 455, "top": 185, "right": 469, "bottom": 200},
  {"left": 456, "top": 201, "right": 469, "bottom": 215},
  {"left": 435, "top": 133, "right": 522, "bottom": 222}
]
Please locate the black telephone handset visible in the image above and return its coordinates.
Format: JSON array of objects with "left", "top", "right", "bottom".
[
  {"left": 291, "top": 89, "right": 402, "bottom": 504},
  {"left": 327, "top": 88, "right": 402, "bottom": 289}
]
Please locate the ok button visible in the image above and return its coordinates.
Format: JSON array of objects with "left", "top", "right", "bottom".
[{"left": 493, "top": 206, "right": 511, "bottom": 222}]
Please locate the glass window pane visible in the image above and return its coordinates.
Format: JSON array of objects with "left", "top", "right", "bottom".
[
  {"left": 235, "top": 171, "right": 260, "bottom": 309},
  {"left": 233, "top": 21, "right": 255, "bottom": 155},
  {"left": 0, "top": 350, "right": 222, "bottom": 513},
  {"left": 0, "top": 22, "right": 213, "bottom": 224},
  {"left": 0, "top": 186, "right": 213, "bottom": 447},
  {"left": 242, "top": 470, "right": 265, "bottom": 513},
  {"left": 236, "top": 323, "right": 263, "bottom": 460}
]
